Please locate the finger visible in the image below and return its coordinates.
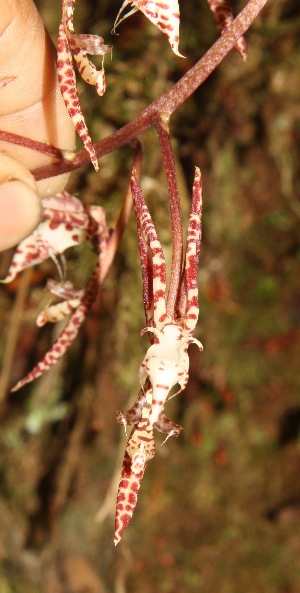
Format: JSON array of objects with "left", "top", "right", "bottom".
[
  {"left": 0, "top": 154, "right": 42, "bottom": 251},
  {"left": 0, "top": 0, "right": 75, "bottom": 197}
]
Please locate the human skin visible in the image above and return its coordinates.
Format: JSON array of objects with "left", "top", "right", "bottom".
[{"left": 0, "top": 0, "right": 75, "bottom": 251}]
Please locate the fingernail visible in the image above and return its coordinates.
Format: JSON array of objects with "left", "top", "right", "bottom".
[{"left": 0, "top": 180, "right": 42, "bottom": 251}]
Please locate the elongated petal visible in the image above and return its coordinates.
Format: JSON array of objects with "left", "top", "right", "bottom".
[
  {"left": 71, "top": 48, "right": 107, "bottom": 96},
  {"left": 67, "top": 33, "right": 112, "bottom": 97},
  {"left": 0, "top": 193, "right": 100, "bottom": 284},
  {"left": 36, "top": 298, "right": 81, "bottom": 327},
  {"left": 114, "top": 451, "right": 146, "bottom": 545},
  {"left": 131, "top": 171, "right": 167, "bottom": 328},
  {"left": 0, "top": 233, "right": 53, "bottom": 284},
  {"left": 177, "top": 167, "right": 202, "bottom": 334},
  {"left": 12, "top": 305, "right": 86, "bottom": 391},
  {"left": 207, "top": 0, "right": 248, "bottom": 60},
  {"left": 11, "top": 269, "right": 99, "bottom": 391},
  {"left": 57, "top": 22, "right": 98, "bottom": 169},
  {"left": 58, "top": 0, "right": 112, "bottom": 168},
  {"left": 113, "top": 0, "right": 183, "bottom": 57}
]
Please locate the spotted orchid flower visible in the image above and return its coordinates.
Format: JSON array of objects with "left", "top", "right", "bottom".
[
  {"left": 1, "top": 192, "right": 109, "bottom": 392},
  {"left": 114, "top": 168, "right": 203, "bottom": 544},
  {"left": 57, "top": 0, "right": 112, "bottom": 170}
]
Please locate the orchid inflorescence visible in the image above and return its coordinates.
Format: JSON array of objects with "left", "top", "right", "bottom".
[{"left": 1, "top": 0, "right": 254, "bottom": 543}]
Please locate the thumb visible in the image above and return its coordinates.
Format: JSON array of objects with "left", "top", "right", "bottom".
[
  {"left": 0, "top": 154, "right": 42, "bottom": 251},
  {"left": 0, "top": 0, "right": 75, "bottom": 198},
  {"left": 0, "top": 0, "right": 76, "bottom": 252}
]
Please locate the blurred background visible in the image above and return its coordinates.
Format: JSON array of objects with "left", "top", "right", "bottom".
[{"left": 0, "top": 0, "right": 300, "bottom": 591}]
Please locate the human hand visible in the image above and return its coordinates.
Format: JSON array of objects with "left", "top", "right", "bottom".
[{"left": 0, "top": 0, "right": 75, "bottom": 251}]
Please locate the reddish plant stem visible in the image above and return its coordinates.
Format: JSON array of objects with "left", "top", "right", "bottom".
[
  {"left": 31, "top": 0, "right": 268, "bottom": 181},
  {"left": 0, "top": 0, "right": 268, "bottom": 181},
  {"left": 155, "top": 115, "right": 183, "bottom": 318},
  {"left": 0, "top": 130, "right": 63, "bottom": 160}
]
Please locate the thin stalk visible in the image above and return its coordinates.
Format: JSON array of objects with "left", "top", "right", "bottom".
[
  {"left": 155, "top": 115, "right": 183, "bottom": 318},
  {"left": 0, "top": 130, "right": 63, "bottom": 160}
]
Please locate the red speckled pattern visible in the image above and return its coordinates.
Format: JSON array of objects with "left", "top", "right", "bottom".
[
  {"left": 57, "top": 1, "right": 112, "bottom": 169},
  {"left": 113, "top": 0, "right": 183, "bottom": 57},
  {"left": 207, "top": 0, "right": 248, "bottom": 60},
  {"left": 0, "top": 192, "right": 109, "bottom": 391},
  {"left": 114, "top": 169, "right": 204, "bottom": 544}
]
